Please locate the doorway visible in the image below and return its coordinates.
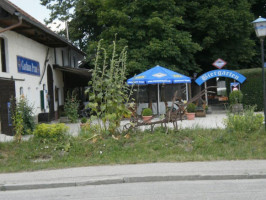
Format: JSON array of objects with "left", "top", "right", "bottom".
[
  {"left": 47, "top": 65, "right": 55, "bottom": 120},
  {"left": 0, "top": 79, "right": 15, "bottom": 135}
]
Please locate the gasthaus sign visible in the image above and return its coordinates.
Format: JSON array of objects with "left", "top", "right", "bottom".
[
  {"left": 17, "top": 56, "right": 40, "bottom": 76},
  {"left": 195, "top": 69, "right": 246, "bottom": 86}
]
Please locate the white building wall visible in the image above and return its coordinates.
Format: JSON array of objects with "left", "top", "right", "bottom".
[
  {"left": 53, "top": 69, "right": 64, "bottom": 108},
  {"left": 54, "top": 47, "right": 84, "bottom": 68},
  {"left": 0, "top": 29, "right": 64, "bottom": 117},
  {"left": 0, "top": 26, "right": 84, "bottom": 122}
]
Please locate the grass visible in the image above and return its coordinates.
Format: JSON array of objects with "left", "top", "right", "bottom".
[{"left": 1, "top": 126, "right": 266, "bottom": 173}]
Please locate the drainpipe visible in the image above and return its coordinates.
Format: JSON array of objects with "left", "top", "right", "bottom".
[{"left": 0, "top": 13, "right": 23, "bottom": 34}]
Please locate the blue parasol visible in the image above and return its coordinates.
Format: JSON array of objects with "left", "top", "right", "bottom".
[
  {"left": 127, "top": 65, "right": 191, "bottom": 85},
  {"left": 127, "top": 65, "right": 191, "bottom": 114}
]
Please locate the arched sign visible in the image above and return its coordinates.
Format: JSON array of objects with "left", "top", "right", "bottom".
[{"left": 195, "top": 69, "right": 246, "bottom": 86}]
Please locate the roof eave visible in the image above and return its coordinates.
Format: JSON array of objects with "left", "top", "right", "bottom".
[{"left": 0, "top": 0, "right": 86, "bottom": 56}]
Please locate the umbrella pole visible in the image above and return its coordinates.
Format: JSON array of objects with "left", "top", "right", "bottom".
[
  {"left": 204, "top": 81, "right": 208, "bottom": 106},
  {"left": 186, "top": 83, "right": 189, "bottom": 101},
  {"left": 157, "top": 83, "right": 160, "bottom": 115}
]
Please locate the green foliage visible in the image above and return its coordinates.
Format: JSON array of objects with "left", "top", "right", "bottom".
[
  {"left": 2, "top": 126, "right": 266, "bottom": 173},
  {"left": 251, "top": 0, "right": 266, "bottom": 22},
  {"left": 12, "top": 109, "right": 23, "bottom": 143},
  {"left": 80, "top": 117, "right": 87, "bottom": 124},
  {"left": 184, "top": 0, "right": 256, "bottom": 71},
  {"left": 227, "top": 68, "right": 264, "bottom": 111},
  {"left": 41, "top": 0, "right": 260, "bottom": 76},
  {"left": 41, "top": 0, "right": 202, "bottom": 76},
  {"left": 142, "top": 108, "right": 153, "bottom": 116},
  {"left": 229, "top": 90, "right": 243, "bottom": 105},
  {"left": 17, "top": 97, "right": 35, "bottom": 134},
  {"left": 33, "top": 123, "right": 69, "bottom": 142},
  {"left": 11, "top": 96, "right": 35, "bottom": 136},
  {"left": 224, "top": 106, "right": 263, "bottom": 134},
  {"left": 79, "top": 122, "right": 102, "bottom": 138},
  {"left": 86, "top": 40, "right": 132, "bottom": 134},
  {"left": 64, "top": 93, "right": 79, "bottom": 123},
  {"left": 186, "top": 103, "right": 196, "bottom": 113}
]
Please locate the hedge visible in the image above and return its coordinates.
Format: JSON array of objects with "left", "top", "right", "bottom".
[{"left": 226, "top": 68, "right": 264, "bottom": 111}]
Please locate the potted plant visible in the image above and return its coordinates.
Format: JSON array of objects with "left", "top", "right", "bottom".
[
  {"left": 186, "top": 103, "right": 196, "bottom": 120},
  {"left": 229, "top": 90, "right": 243, "bottom": 113},
  {"left": 80, "top": 117, "right": 87, "bottom": 128},
  {"left": 142, "top": 108, "right": 153, "bottom": 123}
]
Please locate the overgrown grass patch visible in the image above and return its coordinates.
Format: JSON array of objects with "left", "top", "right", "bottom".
[{"left": 1, "top": 126, "right": 266, "bottom": 173}]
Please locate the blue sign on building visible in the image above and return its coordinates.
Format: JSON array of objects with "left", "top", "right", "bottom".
[
  {"left": 195, "top": 69, "right": 246, "bottom": 86},
  {"left": 17, "top": 56, "right": 40, "bottom": 76}
]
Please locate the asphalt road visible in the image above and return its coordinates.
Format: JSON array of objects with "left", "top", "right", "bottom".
[{"left": 1, "top": 179, "right": 266, "bottom": 200}]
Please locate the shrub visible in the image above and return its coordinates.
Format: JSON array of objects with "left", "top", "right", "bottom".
[
  {"left": 80, "top": 117, "right": 87, "bottom": 124},
  {"left": 142, "top": 108, "right": 153, "bottom": 116},
  {"left": 33, "top": 123, "right": 69, "bottom": 142},
  {"left": 186, "top": 103, "right": 196, "bottom": 113},
  {"left": 64, "top": 93, "right": 79, "bottom": 123},
  {"left": 11, "top": 96, "right": 35, "bottom": 135},
  {"left": 226, "top": 68, "right": 265, "bottom": 111},
  {"left": 229, "top": 90, "right": 243, "bottom": 105},
  {"left": 224, "top": 106, "right": 263, "bottom": 133}
]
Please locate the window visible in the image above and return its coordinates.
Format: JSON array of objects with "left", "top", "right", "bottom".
[
  {"left": 19, "top": 87, "right": 24, "bottom": 96},
  {"left": 0, "top": 37, "right": 7, "bottom": 72}
]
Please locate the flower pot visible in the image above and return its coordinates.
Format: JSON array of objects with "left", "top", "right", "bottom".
[
  {"left": 142, "top": 115, "right": 152, "bottom": 123},
  {"left": 80, "top": 123, "right": 87, "bottom": 128},
  {"left": 195, "top": 110, "right": 206, "bottom": 117},
  {"left": 231, "top": 103, "right": 243, "bottom": 113},
  {"left": 186, "top": 112, "right": 195, "bottom": 120}
]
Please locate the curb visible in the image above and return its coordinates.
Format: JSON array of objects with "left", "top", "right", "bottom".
[{"left": 1, "top": 174, "right": 266, "bottom": 191}]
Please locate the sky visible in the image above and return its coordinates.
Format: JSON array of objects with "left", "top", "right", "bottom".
[{"left": 8, "top": 0, "right": 63, "bottom": 31}]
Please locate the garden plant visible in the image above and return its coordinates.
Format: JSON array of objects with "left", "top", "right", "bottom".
[{"left": 87, "top": 39, "right": 133, "bottom": 135}]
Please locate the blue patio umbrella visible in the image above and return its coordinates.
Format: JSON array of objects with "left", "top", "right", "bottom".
[{"left": 127, "top": 65, "right": 191, "bottom": 114}]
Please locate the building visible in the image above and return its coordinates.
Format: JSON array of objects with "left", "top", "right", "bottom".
[{"left": 0, "top": 0, "right": 90, "bottom": 135}]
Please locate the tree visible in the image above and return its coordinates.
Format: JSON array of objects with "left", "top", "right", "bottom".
[
  {"left": 41, "top": 0, "right": 261, "bottom": 75},
  {"left": 41, "top": 0, "right": 202, "bottom": 76},
  {"left": 250, "top": 0, "right": 266, "bottom": 18},
  {"left": 182, "top": 0, "right": 257, "bottom": 71}
]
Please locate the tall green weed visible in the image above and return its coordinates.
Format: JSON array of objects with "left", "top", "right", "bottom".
[{"left": 86, "top": 39, "right": 132, "bottom": 135}]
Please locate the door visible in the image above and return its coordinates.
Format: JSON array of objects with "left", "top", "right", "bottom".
[{"left": 0, "top": 79, "right": 15, "bottom": 135}]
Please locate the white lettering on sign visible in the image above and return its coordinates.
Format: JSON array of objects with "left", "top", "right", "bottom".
[
  {"left": 152, "top": 73, "right": 167, "bottom": 78},
  {"left": 21, "top": 61, "right": 32, "bottom": 72},
  {"left": 200, "top": 70, "right": 240, "bottom": 82}
]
